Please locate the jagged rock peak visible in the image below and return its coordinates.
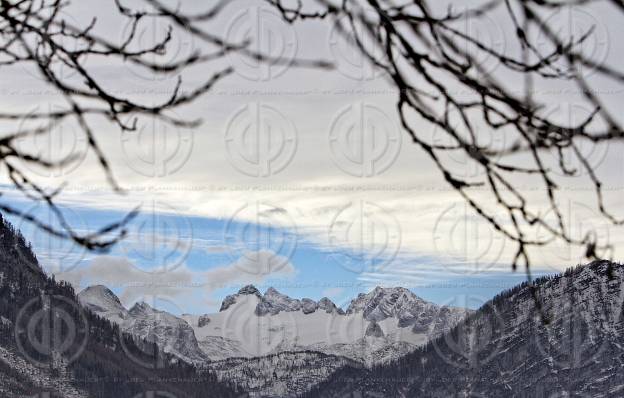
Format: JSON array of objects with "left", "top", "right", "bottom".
[
  {"left": 346, "top": 286, "right": 434, "bottom": 324},
  {"left": 129, "top": 301, "right": 156, "bottom": 315},
  {"left": 78, "top": 285, "right": 122, "bottom": 305},
  {"left": 219, "top": 284, "right": 262, "bottom": 312},
  {"left": 301, "top": 298, "right": 318, "bottom": 314},
  {"left": 318, "top": 297, "right": 345, "bottom": 315},
  {"left": 238, "top": 284, "right": 262, "bottom": 297},
  {"left": 77, "top": 285, "right": 127, "bottom": 319},
  {"left": 255, "top": 287, "right": 302, "bottom": 316}
]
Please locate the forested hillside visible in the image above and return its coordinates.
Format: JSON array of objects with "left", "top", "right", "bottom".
[
  {"left": 0, "top": 213, "right": 242, "bottom": 397},
  {"left": 306, "top": 260, "right": 624, "bottom": 397}
]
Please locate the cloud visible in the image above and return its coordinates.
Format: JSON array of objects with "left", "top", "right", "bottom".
[
  {"left": 59, "top": 250, "right": 295, "bottom": 312},
  {"left": 204, "top": 250, "right": 296, "bottom": 290}
]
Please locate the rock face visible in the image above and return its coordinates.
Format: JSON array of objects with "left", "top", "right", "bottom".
[
  {"left": 365, "top": 321, "right": 384, "bottom": 338},
  {"left": 79, "top": 282, "right": 474, "bottom": 397},
  {"left": 77, "top": 285, "right": 128, "bottom": 323},
  {"left": 125, "top": 301, "right": 207, "bottom": 364},
  {"left": 220, "top": 284, "right": 262, "bottom": 312},
  {"left": 318, "top": 297, "right": 345, "bottom": 314},
  {"left": 78, "top": 288, "right": 207, "bottom": 365},
  {"left": 206, "top": 351, "right": 360, "bottom": 398},
  {"left": 255, "top": 287, "right": 302, "bottom": 316},
  {"left": 348, "top": 286, "right": 429, "bottom": 321},
  {"left": 218, "top": 286, "right": 345, "bottom": 317},
  {"left": 197, "top": 314, "right": 211, "bottom": 327},
  {"left": 346, "top": 286, "right": 468, "bottom": 333},
  {"left": 301, "top": 298, "right": 318, "bottom": 314}
]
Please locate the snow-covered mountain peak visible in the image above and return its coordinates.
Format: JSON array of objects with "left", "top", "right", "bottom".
[
  {"left": 129, "top": 300, "right": 157, "bottom": 316},
  {"left": 221, "top": 285, "right": 345, "bottom": 317},
  {"left": 77, "top": 285, "right": 127, "bottom": 322},
  {"left": 78, "top": 285, "right": 123, "bottom": 308},
  {"left": 265, "top": 286, "right": 280, "bottom": 295},
  {"left": 255, "top": 287, "right": 302, "bottom": 315},
  {"left": 219, "top": 284, "right": 263, "bottom": 312},
  {"left": 318, "top": 297, "right": 345, "bottom": 314},
  {"left": 238, "top": 284, "right": 262, "bottom": 297},
  {"left": 78, "top": 285, "right": 207, "bottom": 365},
  {"left": 345, "top": 286, "right": 469, "bottom": 332},
  {"left": 346, "top": 286, "right": 424, "bottom": 317}
]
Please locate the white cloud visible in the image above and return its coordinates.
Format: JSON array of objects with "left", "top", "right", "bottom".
[{"left": 59, "top": 250, "right": 295, "bottom": 312}]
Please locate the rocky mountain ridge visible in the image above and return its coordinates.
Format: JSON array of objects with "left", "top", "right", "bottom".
[
  {"left": 305, "top": 260, "right": 624, "bottom": 398},
  {"left": 79, "top": 283, "right": 469, "bottom": 364},
  {"left": 220, "top": 284, "right": 345, "bottom": 316}
]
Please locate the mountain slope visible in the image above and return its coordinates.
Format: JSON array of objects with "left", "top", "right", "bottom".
[
  {"left": 185, "top": 284, "right": 469, "bottom": 365},
  {"left": 205, "top": 350, "right": 361, "bottom": 397},
  {"left": 78, "top": 287, "right": 208, "bottom": 365},
  {"left": 306, "top": 260, "right": 624, "bottom": 398},
  {"left": 82, "top": 283, "right": 470, "bottom": 367},
  {"left": 0, "top": 213, "right": 240, "bottom": 398},
  {"left": 79, "top": 282, "right": 471, "bottom": 396}
]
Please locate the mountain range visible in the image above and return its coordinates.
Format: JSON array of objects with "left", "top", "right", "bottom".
[
  {"left": 76, "top": 283, "right": 470, "bottom": 396},
  {"left": 2, "top": 211, "right": 624, "bottom": 397},
  {"left": 0, "top": 213, "right": 241, "bottom": 398},
  {"left": 78, "top": 283, "right": 470, "bottom": 362},
  {"left": 305, "top": 260, "right": 624, "bottom": 397}
]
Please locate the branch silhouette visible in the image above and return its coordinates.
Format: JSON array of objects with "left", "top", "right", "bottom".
[
  {"left": 265, "top": 0, "right": 622, "bottom": 297},
  {"left": 1, "top": 0, "right": 622, "bottom": 292},
  {"left": 0, "top": 0, "right": 329, "bottom": 251}
]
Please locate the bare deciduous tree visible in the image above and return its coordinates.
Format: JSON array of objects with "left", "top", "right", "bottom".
[
  {"left": 268, "top": 0, "right": 624, "bottom": 278},
  {"left": 1, "top": 0, "right": 623, "bottom": 289},
  {"left": 0, "top": 0, "right": 326, "bottom": 250}
]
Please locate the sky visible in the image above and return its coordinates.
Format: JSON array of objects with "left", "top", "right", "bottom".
[{"left": 1, "top": 0, "right": 623, "bottom": 314}]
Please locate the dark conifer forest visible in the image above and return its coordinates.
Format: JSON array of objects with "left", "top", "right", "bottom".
[{"left": 0, "top": 213, "right": 243, "bottom": 397}]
